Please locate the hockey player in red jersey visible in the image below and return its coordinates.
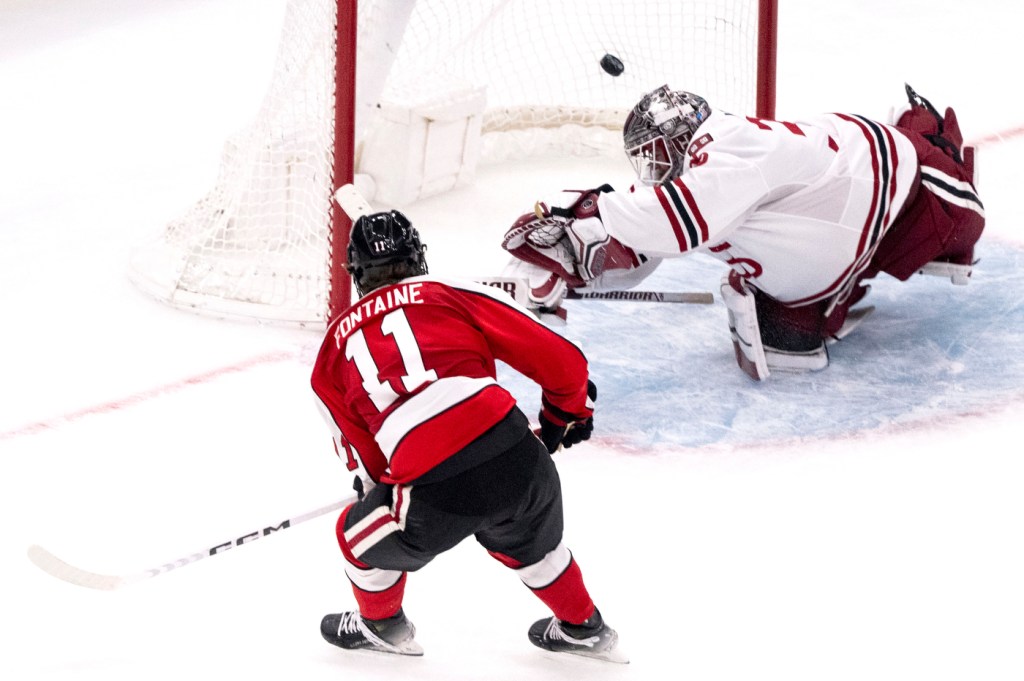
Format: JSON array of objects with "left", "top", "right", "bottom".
[
  {"left": 311, "top": 210, "right": 626, "bottom": 662},
  {"left": 503, "top": 84, "right": 985, "bottom": 380}
]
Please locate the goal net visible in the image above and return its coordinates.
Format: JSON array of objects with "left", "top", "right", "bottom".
[{"left": 129, "top": 0, "right": 777, "bottom": 327}]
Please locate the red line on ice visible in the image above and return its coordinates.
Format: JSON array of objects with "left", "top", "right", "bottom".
[
  {"left": 968, "top": 124, "right": 1024, "bottom": 147},
  {"left": 0, "top": 350, "right": 297, "bottom": 442}
]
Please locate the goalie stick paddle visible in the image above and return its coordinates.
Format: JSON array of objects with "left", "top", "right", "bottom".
[{"left": 27, "top": 495, "right": 356, "bottom": 591}]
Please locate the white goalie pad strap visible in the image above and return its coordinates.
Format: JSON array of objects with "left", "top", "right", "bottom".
[
  {"left": 516, "top": 541, "right": 572, "bottom": 590},
  {"left": 343, "top": 485, "right": 412, "bottom": 559},
  {"left": 344, "top": 563, "right": 404, "bottom": 593},
  {"left": 764, "top": 347, "right": 829, "bottom": 373},
  {"left": 918, "top": 260, "right": 972, "bottom": 285},
  {"left": 719, "top": 274, "right": 769, "bottom": 381}
]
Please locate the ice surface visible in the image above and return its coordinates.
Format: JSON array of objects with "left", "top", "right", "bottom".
[{"left": 2, "top": 1, "right": 1022, "bottom": 680}]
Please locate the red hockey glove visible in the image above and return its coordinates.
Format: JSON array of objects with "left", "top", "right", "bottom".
[{"left": 538, "top": 380, "right": 597, "bottom": 454}]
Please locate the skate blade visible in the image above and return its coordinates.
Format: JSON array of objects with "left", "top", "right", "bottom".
[
  {"left": 538, "top": 643, "right": 630, "bottom": 664},
  {"left": 345, "top": 642, "right": 424, "bottom": 657},
  {"left": 323, "top": 637, "right": 424, "bottom": 657}
]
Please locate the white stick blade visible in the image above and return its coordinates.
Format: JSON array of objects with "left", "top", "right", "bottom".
[
  {"left": 333, "top": 183, "right": 373, "bottom": 220},
  {"left": 27, "top": 545, "right": 125, "bottom": 591}
]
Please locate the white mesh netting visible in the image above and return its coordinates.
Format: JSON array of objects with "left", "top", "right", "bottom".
[{"left": 129, "top": 0, "right": 768, "bottom": 326}]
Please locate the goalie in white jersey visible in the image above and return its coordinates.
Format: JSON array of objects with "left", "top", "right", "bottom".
[{"left": 503, "top": 84, "right": 985, "bottom": 380}]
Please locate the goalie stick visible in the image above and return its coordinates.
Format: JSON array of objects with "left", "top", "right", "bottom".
[
  {"left": 476, "top": 277, "right": 714, "bottom": 306},
  {"left": 333, "top": 182, "right": 373, "bottom": 220},
  {"left": 27, "top": 494, "right": 355, "bottom": 591},
  {"left": 565, "top": 289, "right": 713, "bottom": 304}
]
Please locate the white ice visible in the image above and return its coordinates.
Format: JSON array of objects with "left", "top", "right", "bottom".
[{"left": 2, "top": 1, "right": 1022, "bottom": 680}]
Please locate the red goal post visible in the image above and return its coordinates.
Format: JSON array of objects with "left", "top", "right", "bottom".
[{"left": 129, "top": 0, "right": 778, "bottom": 327}]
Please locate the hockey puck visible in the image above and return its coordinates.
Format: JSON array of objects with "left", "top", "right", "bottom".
[{"left": 600, "top": 53, "right": 624, "bottom": 77}]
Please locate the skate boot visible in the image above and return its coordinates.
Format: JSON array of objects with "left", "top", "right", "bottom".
[
  {"left": 527, "top": 608, "right": 628, "bottom": 663},
  {"left": 320, "top": 608, "right": 423, "bottom": 656}
]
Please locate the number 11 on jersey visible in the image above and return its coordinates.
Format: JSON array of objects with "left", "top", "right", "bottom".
[{"left": 344, "top": 309, "right": 438, "bottom": 412}]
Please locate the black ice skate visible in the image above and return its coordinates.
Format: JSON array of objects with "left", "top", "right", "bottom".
[
  {"left": 320, "top": 608, "right": 423, "bottom": 656},
  {"left": 527, "top": 609, "right": 628, "bottom": 663}
]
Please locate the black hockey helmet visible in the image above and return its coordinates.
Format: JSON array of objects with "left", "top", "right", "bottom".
[{"left": 346, "top": 210, "right": 428, "bottom": 296}]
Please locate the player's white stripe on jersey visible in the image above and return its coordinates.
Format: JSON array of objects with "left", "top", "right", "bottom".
[
  {"left": 516, "top": 541, "right": 573, "bottom": 589},
  {"left": 376, "top": 376, "right": 497, "bottom": 458},
  {"left": 920, "top": 167, "right": 985, "bottom": 217}
]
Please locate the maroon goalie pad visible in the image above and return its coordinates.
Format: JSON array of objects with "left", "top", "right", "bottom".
[{"left": 869, "top": 99, "right": 985, "bottom": 282}]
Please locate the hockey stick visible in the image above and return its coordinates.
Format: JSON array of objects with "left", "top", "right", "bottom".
[
  {"left": 566, "top": 289, "right": 713, "bottom": 304},
  {"left": 477, "top": 276, "right": 714, "bottom": 306},
  {"left": 334, "top": 182, "right": 373, "bottom": 220},
  {"left": 27, "top": 495, "right": 355, "bottom": 591}
]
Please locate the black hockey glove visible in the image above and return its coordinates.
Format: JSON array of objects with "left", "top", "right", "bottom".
[{"left": 538, "top": 380, "right": 597, "bottom": 454}]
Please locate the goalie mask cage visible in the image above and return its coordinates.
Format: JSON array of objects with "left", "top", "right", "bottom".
[{"left": 129, "top": 0, "right": 777, "bottom": 327}]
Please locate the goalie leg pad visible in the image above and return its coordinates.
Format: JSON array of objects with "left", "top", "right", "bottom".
[
  {"left": 722, "top": 273, "right": 836, "bottom": 379},
  {"left": 750, "top": 283, "right": 830, "bottom": 374},
  {"left": 720, "top": 274, "right": 770, "bottom": 381}
]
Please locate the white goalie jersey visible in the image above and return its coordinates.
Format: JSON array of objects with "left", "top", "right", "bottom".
[{"left": 593, "top": 110, "right": 919, "bottom": 306}]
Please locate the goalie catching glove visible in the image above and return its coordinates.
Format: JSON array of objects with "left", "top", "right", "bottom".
[
  {"left": 538, "top": 380, "right": 597, "bottom": 453},
  {"left": 502, "top": 185, "right": 641, "bottom": 288}
]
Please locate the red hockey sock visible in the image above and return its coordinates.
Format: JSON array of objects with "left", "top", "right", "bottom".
[
  {"left": 530, "top": 558, "right": 595, "bottom": 625},
  {"left": 351, "top": 572, "right": 407, "bottom": 621}
]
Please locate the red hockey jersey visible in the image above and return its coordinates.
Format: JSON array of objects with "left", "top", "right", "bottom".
[{"left": 311, "top": 276, "right": 590, "bottom": 484}]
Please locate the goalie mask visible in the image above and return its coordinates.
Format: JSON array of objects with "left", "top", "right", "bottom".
[
  {"left": 623, "top": 85, "right": 711, "bottom": 185},
  {"left": 346, "top": 210, "right": 428, "bottom": 297}
]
